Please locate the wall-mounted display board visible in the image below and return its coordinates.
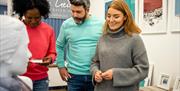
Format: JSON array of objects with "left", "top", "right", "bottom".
[{"left": 47, "top": 0, "right": 71, "bottom": 19}]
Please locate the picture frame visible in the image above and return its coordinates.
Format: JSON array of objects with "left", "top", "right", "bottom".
[
  {"left": 157, "top": 73, "right": 171, "bottom": 90},
  {"left": 144, "top": 64, "right": 154, "bottom": 86},
  {"left": 139, "top": 64, "right": 154, "bottom": 87},
  {"left": 138, "top": 0, "right": 167, "bottom": 34},
  {"left": 175, "top": 0, "right": 180, "bottom": 16},
  {"left": 168, "top": 0, "right": 180, "bottom": 33},
  {"left": 173, "top": 76, "right": 180, "bottom": 91}
]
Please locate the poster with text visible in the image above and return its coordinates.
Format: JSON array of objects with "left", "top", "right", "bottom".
[{"left": 47, "top": 0, "right": 71, "bottom": 19}]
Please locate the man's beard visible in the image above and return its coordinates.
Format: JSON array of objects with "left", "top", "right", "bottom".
[{"left": 73, "top": 13, "right": 87, "bottom": 25}]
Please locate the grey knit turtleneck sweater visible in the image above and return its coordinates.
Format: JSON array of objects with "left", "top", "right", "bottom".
[{"left": 91, "top": 27, "right": 149, "bottom": 91}]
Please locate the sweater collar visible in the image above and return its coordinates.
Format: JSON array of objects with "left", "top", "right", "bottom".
[{"left": 107, "top": 27, "right": 125, "bottom": 38}]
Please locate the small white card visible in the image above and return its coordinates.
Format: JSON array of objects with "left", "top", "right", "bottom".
[{"left": 30, "top": 59, "right": 43, "bottom": 63}]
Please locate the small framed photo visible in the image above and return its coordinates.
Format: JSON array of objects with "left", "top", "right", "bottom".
[
  {"left": 173, "top": 76, "right": 180, "bottom": 91},
  {"left": 157, "top": 73, "right": 171, "bottom": 90}
]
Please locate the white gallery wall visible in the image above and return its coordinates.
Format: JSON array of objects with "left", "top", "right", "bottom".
[
  {"left": 142, "top": 31, "right": 180, "bottom": 87},
  {"left": 89, "top": 0, "right": 105, "bottom": 18},
  {"left": 91, "top": 0, "right": 180, "bottom": 88}
]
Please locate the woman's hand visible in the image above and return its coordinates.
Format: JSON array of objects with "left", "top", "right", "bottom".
[
  {"left": 94, "top": 70, "right": 103, "bottom": 83},
  {"left": 38, "top": 56, "right": 52, "bottom": 66},
  {"left": 101, "top": 69, "right": 113, "bottom": 80}
]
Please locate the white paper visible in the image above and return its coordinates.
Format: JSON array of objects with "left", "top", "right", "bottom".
[{"left": 30, "top": 59, "right": 43, "bottom": 63}]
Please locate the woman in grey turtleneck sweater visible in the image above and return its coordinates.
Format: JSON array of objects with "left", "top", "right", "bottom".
[{"left": 90, "top": 0, "right": 149, "bottom": 91}]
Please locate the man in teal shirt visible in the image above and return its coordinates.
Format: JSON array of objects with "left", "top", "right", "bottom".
[{"left": 56, "top": 0, "right": 104, "bottom": 91}]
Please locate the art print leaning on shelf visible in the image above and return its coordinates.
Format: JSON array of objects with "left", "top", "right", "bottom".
[
  {"left": 157, "top": 73, "right": 171, "bottom": 90},
  {"left": 173, "top": 76, "right": 180, "bottom": 91}
]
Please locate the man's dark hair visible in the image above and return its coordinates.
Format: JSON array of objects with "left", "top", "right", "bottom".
[
  {"left": 69, "top": 0, "right": 90, "bottom": 9},
  {"left": 12, "top": 0, "right": 50, "bottom": 19}
]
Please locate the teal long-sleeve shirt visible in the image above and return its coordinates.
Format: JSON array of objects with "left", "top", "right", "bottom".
[{"left": 56, "top": 16, "right": 104, "bottom": 75}]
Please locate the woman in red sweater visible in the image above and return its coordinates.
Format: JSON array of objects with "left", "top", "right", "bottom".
[{"left": 12, "top": 0, "right": 57, "bottom": 91}]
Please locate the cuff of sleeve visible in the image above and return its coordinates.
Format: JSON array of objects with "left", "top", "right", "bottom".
[
  {"left": 112, "top": 68, "right": 120, "bottom": 87},
  {"left": 92, "top": 69, "right": 101, "bottom": 86},
  {"left": 56, "top": 61, "right": 65, "bottom": 68}
]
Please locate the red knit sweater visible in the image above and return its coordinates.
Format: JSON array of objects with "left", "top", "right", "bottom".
[{"left": 23, "top": 22, "right": 56, "bottom": 81}]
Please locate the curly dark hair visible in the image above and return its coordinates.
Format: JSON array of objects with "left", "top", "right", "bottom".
[{"left": 12, "top": 0, "right": 50, "bottom": 19}]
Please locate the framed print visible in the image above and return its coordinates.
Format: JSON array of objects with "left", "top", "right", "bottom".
[
  {"left": 139, "top": 0, "right": 167, "bottom": 34},
  {"left": 125, "top": 0, "right": 139, "bottom": 23},
  {"left": 0, "top": 0, "right": 7, "bottom": 15},
  {"left": 139, "top": 64, "right": 154, "bottom": 87},
  {"left": 168, "top": 0, "right": 180, "bottom": 32},
  {"left": 173, "top": 76, "right": 180, "bottom": 91},
  {"left": 145, "top": 64, "right": 154, "bottom": 86},
  {"left": 157, "top": 73, "right": 171, "bottom": 90},
  {"left": 175, "top": 0, "right": 180, "bottom": 16}
]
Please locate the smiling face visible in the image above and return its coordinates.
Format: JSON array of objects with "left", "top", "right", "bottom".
[
  {"left": 106, "top": 8, "right": 127, "bottom": 32},
  {"left": 71, "top": 5, "right": 88, "bottom": 25}
]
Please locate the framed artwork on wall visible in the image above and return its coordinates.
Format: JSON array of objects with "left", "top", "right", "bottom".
[
  {"left": 173, "top": 76, "right": 180, "bottom": 91},
  {"left": 138, "top": 0, "right": 167, "bottom": 34},
  {"left": 157, "top": 73, "right": 171, "bottom": 90},
  {"left": 125, "top": 0, "right": 139, "bottom": 23},
  {"left": 139, "top": 64, "right": 154, "bottom": 87},
  {"left": 0, "top": 0, "right": 7, "bottom": 15},
  {"left": 175, "top": 0, "right": 180, "bottom": 16},
  {"left": 168, "top": 0, "right": 180, "bottom": 32}
]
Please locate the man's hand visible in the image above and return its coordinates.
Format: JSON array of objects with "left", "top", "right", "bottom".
[{"left": 58, "top": 67, "right": 71, "bottom": 81}]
